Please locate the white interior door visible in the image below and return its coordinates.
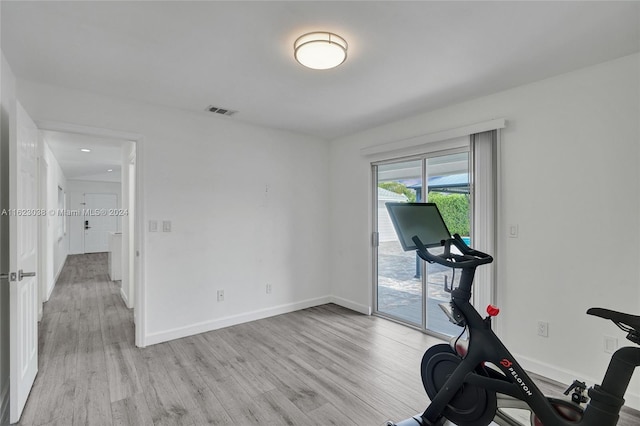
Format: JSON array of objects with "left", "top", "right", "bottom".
[
  {"left": 83, "top": 193, "right": 118, "bottom": 253},
  {"left": 9, "top": 102, "right": 39, "bottom": 423}
]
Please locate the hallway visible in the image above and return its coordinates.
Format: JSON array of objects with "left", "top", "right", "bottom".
[{"left": 17, "top": 253, "right": 136, "bottom": 425}]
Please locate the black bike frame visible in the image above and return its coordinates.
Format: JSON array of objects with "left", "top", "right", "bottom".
[{"left": 421, "top": 265, "right": 640, "bottom": 426}]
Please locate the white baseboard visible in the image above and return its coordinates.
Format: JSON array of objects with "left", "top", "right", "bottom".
[
  {"left": 515, "top": 352, "right": 640, "bottom": 411},
  {"left": 144, "top": 296, "right": 332, "bottom": 346},
  {"left": 0, "top": 380, "right": 9, "bottom": 426},
  {"left": 54, "top": 254, "right": 67, "bottom": 283},
  {"left": 47, "top": 254, "right": 68, "bottom": 301},
  {"left": 329, "top": 295, "right": 372, "bottom": 315},
  {"left": 120, "top": 287, "right": 130, "bottom": 309}
]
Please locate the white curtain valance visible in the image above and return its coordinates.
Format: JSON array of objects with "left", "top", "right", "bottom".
[{"left": 360, "top": 118, "right": 506, "bottom": 157}]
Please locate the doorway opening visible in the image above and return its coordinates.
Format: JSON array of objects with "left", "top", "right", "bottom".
[{"left": 36, "top": 125, "right": 141, "bottom": 342}]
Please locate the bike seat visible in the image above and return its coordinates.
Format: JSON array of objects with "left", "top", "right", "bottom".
[{"left": 587, "top": 308, "right": 640, "bottom": 333}]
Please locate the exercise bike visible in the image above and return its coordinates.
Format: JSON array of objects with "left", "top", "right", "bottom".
[{"left": 384, "top": 202, "right": 640, "bottom": 426}]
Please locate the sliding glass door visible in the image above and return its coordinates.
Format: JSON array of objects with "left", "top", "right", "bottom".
[
  {"left": 374, "top": 150, "right": 470, "bottom": 337},
  {"left": 375, "top": 159, "right": 423, "bottom": 326}
]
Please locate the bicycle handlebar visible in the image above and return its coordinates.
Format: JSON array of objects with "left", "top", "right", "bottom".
[{"left": 411, "top": 234, "right": 493, "bottom": 269}]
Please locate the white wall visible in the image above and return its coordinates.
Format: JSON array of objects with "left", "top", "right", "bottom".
[
  {"left": 66, "top": 179, "right": 122, "bottom": 255},
  {"left": 17, "top": 79, "right": 331, "bottom": 345},
  {"left": 329, "top": 54, "right": 640, "bottom": 407},
  {"left": 42, "top": 141, "right": 68, "bottom": 299},
  {"left": 0, "top": 52, "right": 16, "bottom": 426}
]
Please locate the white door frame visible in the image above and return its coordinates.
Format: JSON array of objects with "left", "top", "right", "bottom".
[
  {"left": 125, "top": 148, "right": 136, "bottom": 309},
  {"left": 37, "top": 156, "right": 48, "bottom": 321},
  {"left": 34, "top": 121, "right": 146, "bottom": 348}
]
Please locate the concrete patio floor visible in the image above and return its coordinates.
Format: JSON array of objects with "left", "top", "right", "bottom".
[{"left": 377, "top": 241, "right": 463, "bottom": 337}]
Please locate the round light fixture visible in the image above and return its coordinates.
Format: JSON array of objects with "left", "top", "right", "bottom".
[{"left": 294, "top": 32, "right": 347, "bottom": 70}]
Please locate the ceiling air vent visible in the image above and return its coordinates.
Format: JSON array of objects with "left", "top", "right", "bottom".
[{"left": 206, "top": 105, "right": 237, "bottom": 117}]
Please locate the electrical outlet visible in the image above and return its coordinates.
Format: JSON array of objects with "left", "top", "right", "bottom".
[
  {"left": 537, "top": 321, "right": 549, "bottom": 337},
  {"left": 217, "top": 289, "right": 224, "bottom": 302},
  {"left": 162, "top": 220, "right": 172, "bottom": 232},
  {"left": 266, "top": 283, "right": 272, "bottom": 294}
]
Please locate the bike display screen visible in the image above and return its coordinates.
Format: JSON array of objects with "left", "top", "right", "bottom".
[{"left": 385, "top": 202, "right": 451, "bottom": 250}]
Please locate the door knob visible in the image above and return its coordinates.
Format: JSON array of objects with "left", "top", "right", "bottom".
[{"left": 18, "top": 269, "right": 36, "bottom": 281}]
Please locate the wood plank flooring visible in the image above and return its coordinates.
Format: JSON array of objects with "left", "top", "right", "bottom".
[{"left": 16, "top": 253, "right": 640, "bottom": 425}]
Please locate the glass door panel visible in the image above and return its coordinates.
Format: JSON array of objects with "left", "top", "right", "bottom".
[
  {"left": 424, "top": 152, "right": 470, "bottom": 337},
  {"left": 374, "top": 151, "right": 470, "bottom": 337},
  {"left": 376, "top": 160, "right": 423, "bottom": 326}
]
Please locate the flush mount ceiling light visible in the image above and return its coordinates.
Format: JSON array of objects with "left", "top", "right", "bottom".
[
  {"left": 294, "top": 32, "right": 347, "bottom": 70},
  {"left": 80, "top": 148, "right": 91, "bottom": 152}
]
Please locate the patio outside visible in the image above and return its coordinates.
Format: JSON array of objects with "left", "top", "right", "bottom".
[{"left": 377, "top": 239, "right": 464, "bottom": 337}]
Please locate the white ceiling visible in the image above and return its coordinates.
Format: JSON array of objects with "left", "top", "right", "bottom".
[
  {"left": 2, "top": 1, "right": 639, "bottom": 140},
  {"left": 43, "top": 130, "right": 124, "bottom": 182}
]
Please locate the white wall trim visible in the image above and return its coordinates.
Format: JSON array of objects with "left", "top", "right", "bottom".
[
  {"left": 120, "top": 287, "right": 130, "bottom": 309},
  {"left": 47, "top": 253, "right": 67, "bottom": 301},
  {"left": 133, "top": 137, "right": 144, "bottom": 348},
  {"left": 329, "top": 295, "right": 372, "bottom": 315},
  {"left": 515, "top": 352, "right": 640, "bottom": 411},
  {"left": 35, "top": 120, "right": 142, "bottom": 142},
  {"left": 0, "top": 380, "right": 8, "bottom": 426},
  {"left": 360, "top": 118, "right": 506, "bottom": 157},
  {"left": 144, "top": 296, "right": 331, "bottom": 346}
]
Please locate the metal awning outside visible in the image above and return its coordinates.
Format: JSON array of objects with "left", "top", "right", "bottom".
[{"left": 400, "top": 173, "right": 470, "bottom": 195}]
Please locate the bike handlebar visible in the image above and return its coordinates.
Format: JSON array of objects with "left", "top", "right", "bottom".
[{"left": 411, "top": 234, "right": 494, "bottom": 269}]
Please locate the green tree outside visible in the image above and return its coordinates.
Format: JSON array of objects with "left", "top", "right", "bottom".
[
  {"left": 428, "top": 192, "right": 470, "bottom": 236},
  {"left": 378, "top": 182, "right": 416, "bottom": 202},
  {"left": 378, "top": 181, "right": 470, "bottom": 236}
]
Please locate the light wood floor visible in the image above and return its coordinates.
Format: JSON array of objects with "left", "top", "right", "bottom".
[{"left": 16, "top": 254, "right": 640, "bottom": 425}]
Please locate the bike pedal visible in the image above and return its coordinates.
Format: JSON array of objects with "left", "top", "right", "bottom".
[{"left": 438, "top": 303, "right": 465, "bottom": 326}]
